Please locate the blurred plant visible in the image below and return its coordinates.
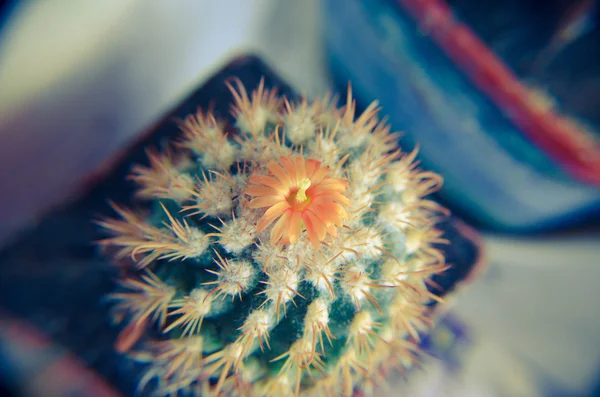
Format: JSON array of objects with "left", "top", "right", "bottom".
[{"left": 97, "top": 79, "right": 450, "bottom": 396}]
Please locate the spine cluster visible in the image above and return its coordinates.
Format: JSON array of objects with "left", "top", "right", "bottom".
[{"left": 98, "top": 78, "right": 449, "bottom": 397}]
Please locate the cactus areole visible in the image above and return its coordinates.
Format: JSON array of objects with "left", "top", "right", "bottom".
[{"left": 97, "top": 78, "right": 450, "bottom": 397}]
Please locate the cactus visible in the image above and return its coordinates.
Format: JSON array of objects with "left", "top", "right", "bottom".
[{"left": 97, "top": 78, "right": 450, "bottom": 397}]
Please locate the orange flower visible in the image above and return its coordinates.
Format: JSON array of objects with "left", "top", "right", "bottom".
[{"left": 245, "top": 156, "right": 350, "bottom": 249}]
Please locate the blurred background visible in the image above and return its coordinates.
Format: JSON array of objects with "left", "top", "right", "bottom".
[{"left": 0, "top": 0, "right": 599, "bottom": 396}]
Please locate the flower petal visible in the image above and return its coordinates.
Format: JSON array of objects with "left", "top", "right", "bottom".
[
  {"left": 330, "top": 193, "right": 352, "bottom": 207},
  {"left": 248, "top": 175, "right": 286, "bottom": 191},
  {"left": 294, "top": 156, "right": 306, "bottom": 182},
  {"left": 267, "top": 161, "right": 290, "bottom": 184},
  {"left": 302, "top": 213, "right": 320, "bottom": 250},
  {"left": 248, "top": 195, "right": 282, "bottom": 209},
  {"left": 270, "top": 210, "right": 292, "bottom": 244},
  {"left": 257, "top": 201, "right": 290, "bottom": 231},
  {"left": 317, "top": 178, "right": 349, "bottom": 192},
  {"left": 280, "top": 156, "right": 297, "bottom": 184},
  {"left": 245, "top": 186, "right": 278, "bottom": 197},
  {"left": 326, "top": 223, "right": 338, "bottom": 238},
  {"left": 310, "top": 165, "right": 331, "bottom": 184},
  {"left": 305, "top": 209, "right": 328, "bottom": 240},
  {"left": 312, "top": 202, "right": 344, "bottom": 226},
  {"left": 287, "top": 211, "right": 302, "bottom": 244},
  {"left": 305, "top": 158, "right": 320, "bottom": 178}
]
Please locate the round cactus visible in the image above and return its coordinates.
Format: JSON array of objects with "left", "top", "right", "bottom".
[{"left": 97, "top": 78, "right": 450, "bottom": 397}]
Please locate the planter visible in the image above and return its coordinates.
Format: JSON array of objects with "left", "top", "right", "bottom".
[
  {"left": 0, "top": 55, "right": 484, "bottom": 396},
  {"left": 323, "top": 0, "right": 600, "bottom": 231}
]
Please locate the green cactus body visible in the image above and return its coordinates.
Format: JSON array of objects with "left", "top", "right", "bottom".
[{"left": 98, "top": 79, "right": 449, "bottom": 397}]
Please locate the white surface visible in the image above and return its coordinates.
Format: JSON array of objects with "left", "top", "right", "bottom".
[
  {"left": 400, "top": 335, "right": 545, "bottom": 397},
  {"left": 456, "top": 232, "right": 600, "bottom": 395},
  {"left": 0, "top": 1, "right": 598, "bottom": 396}
]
